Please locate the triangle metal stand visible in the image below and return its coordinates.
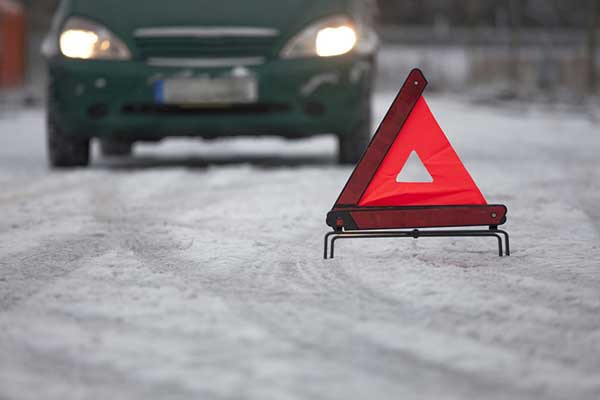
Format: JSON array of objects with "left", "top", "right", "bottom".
[{"left": 324, "top": 226, "right": 510, "bottom": 259}]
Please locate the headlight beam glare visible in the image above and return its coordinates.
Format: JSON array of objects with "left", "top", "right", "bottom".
[
  {"left": 59, "top": 30, "right": 99, "bottom": 59},
  {"left": 316, "top": 25, "right": 357, "bottom": 57}
]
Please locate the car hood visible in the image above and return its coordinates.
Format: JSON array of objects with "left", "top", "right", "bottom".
[{"left": 69, "top": 0, "right": 348, "bottom": 37}]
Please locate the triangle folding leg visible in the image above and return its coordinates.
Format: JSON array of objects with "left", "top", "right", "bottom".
[{"left": 324, "top": 69, "right": 509, "bottom": 259}]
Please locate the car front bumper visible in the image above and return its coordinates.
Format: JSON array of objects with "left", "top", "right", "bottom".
[{"left": 48, "top": 54, "right": 375, "bottom": 140}]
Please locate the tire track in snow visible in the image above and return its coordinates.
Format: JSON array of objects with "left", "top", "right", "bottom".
[{"left": 0, "top": 235, "right": 109, "bottom": 310}]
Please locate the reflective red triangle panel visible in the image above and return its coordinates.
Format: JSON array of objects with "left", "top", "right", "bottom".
[{"left": 358, "top": 97, "right": 487, "bottom": 207}]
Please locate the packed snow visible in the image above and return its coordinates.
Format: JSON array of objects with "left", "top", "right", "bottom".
[{"left": 0, "top": 90, "right": 599, "bottom": 400}]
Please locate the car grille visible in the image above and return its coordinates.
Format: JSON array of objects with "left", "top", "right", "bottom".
[
  {"left": 121, "top": 103, "right": 290, "bottom": 115},
  {"left": 135, "top": 36, "right": 278, "bottom": 60}
]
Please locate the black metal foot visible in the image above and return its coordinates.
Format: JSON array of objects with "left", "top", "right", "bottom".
[{"left": 496, "top": 229, "right": 510, "bottom": 256}]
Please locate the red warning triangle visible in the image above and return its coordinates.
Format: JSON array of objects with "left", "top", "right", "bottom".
[
  {"left": 326, "top": 69, "right": 509, "bottom": 258},
  {"left": 358, "top": 96, "right": 486, "bottom": 207}
]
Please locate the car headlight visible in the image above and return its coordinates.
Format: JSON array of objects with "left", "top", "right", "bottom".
[
  {"left": 281, "top": 16, "right": 360, "bottom": 59},
  {"left": 59, "top": 17, "right": 131, "bottom": 60}
]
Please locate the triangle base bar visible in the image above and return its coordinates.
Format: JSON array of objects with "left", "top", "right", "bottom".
[
  {"left": 327, "top": 205, "right": 507, "bottom": 231},
  {"left": 324, "top": 228, "right": 510, "bottom": 259}
]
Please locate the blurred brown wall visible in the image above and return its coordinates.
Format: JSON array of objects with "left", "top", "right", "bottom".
[{"left": 0, "top": 0, "right": 26, "bottom": 88}]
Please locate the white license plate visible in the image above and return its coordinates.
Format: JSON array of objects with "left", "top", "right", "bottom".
[{"left": 155, "top": 77, "right": 258, "bottom": 105}]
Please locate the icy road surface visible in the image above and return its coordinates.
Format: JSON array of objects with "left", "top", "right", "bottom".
[{"left": 1, "top": 94, "right": 599, "bottom": 400}]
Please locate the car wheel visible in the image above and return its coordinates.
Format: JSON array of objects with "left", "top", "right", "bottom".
[
  {"left": 337, "top": 115, "right": 371, "bottom": 165},
  {"left": 100, "top": 139, "right": 133, "bottom": 157},
  {"left": 47, "top": 103, "right": 90, "bottom": 168}
]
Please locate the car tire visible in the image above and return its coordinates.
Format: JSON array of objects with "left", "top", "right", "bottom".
[
  {"left": 337, "top": 115, "right": 371, "bottom": 165},
  {"left": 100, "top": 140, "right": 133, "bottom": 157},
  {"left": 47, "top": 102, "right": 90, "bottom": 168}
]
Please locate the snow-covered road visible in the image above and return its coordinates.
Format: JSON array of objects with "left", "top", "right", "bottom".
[{"left": 0, "top": 93, "right": 599, "bottom": 400}]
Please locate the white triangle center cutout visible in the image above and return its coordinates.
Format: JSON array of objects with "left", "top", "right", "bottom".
[{"left": 396, "top": 151, "right": 433, "bottom": 183}]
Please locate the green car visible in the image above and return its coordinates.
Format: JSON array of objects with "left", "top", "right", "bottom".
[{"left": 42, "top": 0, "right": 378, "bottom": 167}]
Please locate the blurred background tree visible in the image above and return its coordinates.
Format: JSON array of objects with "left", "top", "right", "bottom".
[
  {"left": 588, "top": 0, "right": 599, "bottom": 94},
  {"left": 376, "top": 0, "right": 587, "bottom": 27}
]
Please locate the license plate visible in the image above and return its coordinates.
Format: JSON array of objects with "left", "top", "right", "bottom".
[{"left": 155, "top": 76, "right": 258, "bottom": 105}]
